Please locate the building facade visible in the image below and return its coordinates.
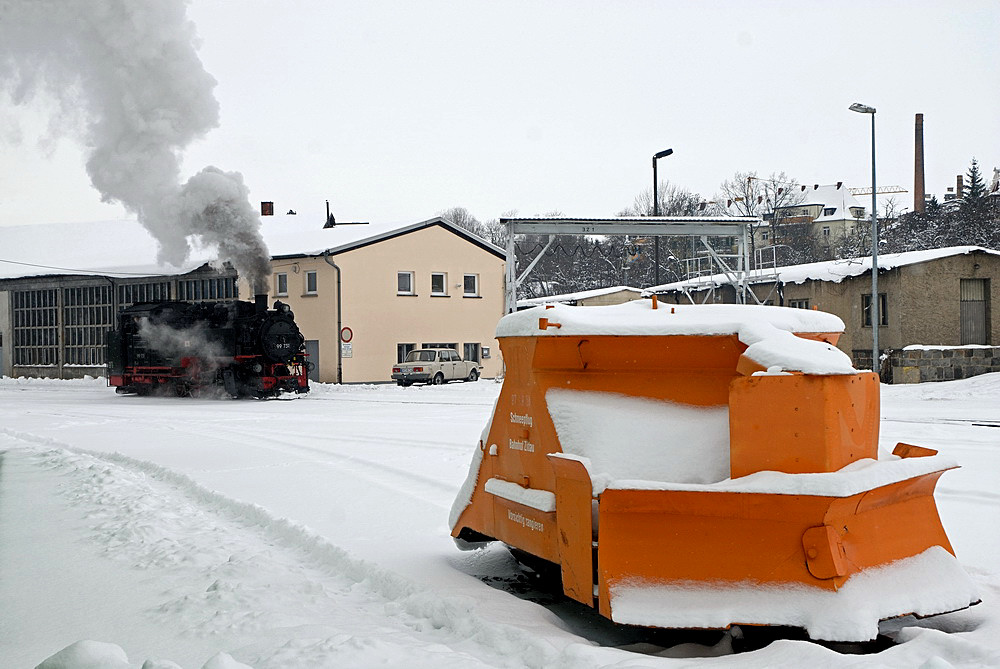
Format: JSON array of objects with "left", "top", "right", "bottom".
[
  {"left": 259, "top": 218, "right": 506, "bottom": 383},
  {"left": 0, "top": 267, "right": 238, "bottom": 379},
  {"left": 654, "top": 247, "right": 998, "bottom": 374}
]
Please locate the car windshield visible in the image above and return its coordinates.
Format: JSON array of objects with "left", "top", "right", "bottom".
[{"left": 405, "top": 350, "right": 436, "bottom": 362}]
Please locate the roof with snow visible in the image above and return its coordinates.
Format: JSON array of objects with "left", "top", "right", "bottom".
[
  {"left": 498, "top": 300, "right": 846, "bottom": 338},
  {"left": 517, "top": 285, "right": 642, "bottom": 308},
  {"left": 775, "top": 184, "right": 866, "bottom": 223},
  {"left": 0, "top": 216, "right": 503, "bottom": 281},
  {"left": 647, "top": 246, "right": 1000, "bottom": 293}
]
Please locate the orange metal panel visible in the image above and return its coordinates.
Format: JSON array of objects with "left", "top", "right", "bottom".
[
  {"left": 728, "top": 373, "right": 879, "bottom": 477},
  {"left": 548, "top": 455, "right": 595, "bottom": 605},
  {"left": 597, "top": 472, "right": 954, "bottom": 597}
]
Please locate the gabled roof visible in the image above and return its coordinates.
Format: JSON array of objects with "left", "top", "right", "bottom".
[
  {"left": 776, "top": 184, "right": 866, "bottom": 223},
  {"left": 0, "top": 216, "right": 504, "bottom": 281},
  {"left": 648, "top": 246, "right": 1000, "bottom": 293},
  {"left": 265, "top": 216, "right": 505, "bottom": 260}
]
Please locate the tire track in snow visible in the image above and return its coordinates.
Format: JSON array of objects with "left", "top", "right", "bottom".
[{"left": 0, "top": 428, "right": 599, "bottom": 669}]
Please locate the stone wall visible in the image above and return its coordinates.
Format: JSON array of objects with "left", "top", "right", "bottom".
[{"left": 888, "top": 346, "right": 1000, "bottom": 384}]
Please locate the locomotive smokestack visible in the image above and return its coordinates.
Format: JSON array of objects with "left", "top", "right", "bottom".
[
  {"left": 255, "top": 294, "right": 268, "bottom": 313},
  {"left": 914, "top": 113, "right": 925, "bottom": 213}
]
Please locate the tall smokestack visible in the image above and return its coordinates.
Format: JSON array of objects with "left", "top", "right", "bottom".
[
  {"left": 914, "top": 114, "right": 925, "bottom": 213},
  {"left": 957, "top": 175, "right": 965, "bottom": 200}
]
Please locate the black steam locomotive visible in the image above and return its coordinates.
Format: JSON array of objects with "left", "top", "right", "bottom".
[{"left": 107, "top": 295, "right": 310, "bottom": 398}]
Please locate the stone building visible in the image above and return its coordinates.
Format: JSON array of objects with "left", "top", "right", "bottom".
[{"left": 652, "top": 246, "right": 999, "bottom": 375}]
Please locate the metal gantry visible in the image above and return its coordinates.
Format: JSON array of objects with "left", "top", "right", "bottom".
[{"left": 501, "top": 216, "right": 759, "bottom": 313}]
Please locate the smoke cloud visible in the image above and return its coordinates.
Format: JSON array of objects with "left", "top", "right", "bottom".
[{"left": 0, "top": 0, "right": 272, "bottom": 292}]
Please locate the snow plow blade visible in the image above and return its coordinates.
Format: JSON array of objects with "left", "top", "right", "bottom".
[{"left": 450, "top": 302, "right": 978, "bottom": 642}]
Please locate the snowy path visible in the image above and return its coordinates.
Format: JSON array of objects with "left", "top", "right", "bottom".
[{"left": 1, "top": 376, "right": 999, "bottom": 668}]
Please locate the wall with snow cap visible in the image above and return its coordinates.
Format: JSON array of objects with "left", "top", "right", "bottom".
[{"left": 889, "top": 345, "right": 1000, "bottom": 384}]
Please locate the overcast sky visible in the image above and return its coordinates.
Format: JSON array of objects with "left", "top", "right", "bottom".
[{"left": 2, "top": 0, "right": 998, "bottom": 229}]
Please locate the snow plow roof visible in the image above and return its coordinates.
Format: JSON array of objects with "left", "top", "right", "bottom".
[{"left": 496, "top": 300, "right": 845, "bottom": 338}]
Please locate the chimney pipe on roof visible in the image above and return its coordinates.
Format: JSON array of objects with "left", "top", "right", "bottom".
[
  {"left": 957, "top": 174, "right": 964, "bottom": 200},
  {"left": 914, "top": 114, "right": 925, "bottom": 213}
]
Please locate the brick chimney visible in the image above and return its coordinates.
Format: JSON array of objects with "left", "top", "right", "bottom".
[
  {"left": 914, "top": 114, "right": 925, "bottom": 213},
  {"left": 957, "top": 174, "right": 965, "bottom": 199}
]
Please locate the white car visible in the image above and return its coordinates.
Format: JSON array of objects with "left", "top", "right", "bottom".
[{"left": 391, "top": 348, "right": 481, "bottom": 386}]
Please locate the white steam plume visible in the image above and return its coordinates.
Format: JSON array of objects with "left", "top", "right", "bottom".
[{"left": 0, "top": 0, "right": 272, "bottom": 293}]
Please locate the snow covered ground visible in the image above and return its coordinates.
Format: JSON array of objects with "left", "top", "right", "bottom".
[{"left": 1, "top": 375, "right": 999, "bottom": 668}]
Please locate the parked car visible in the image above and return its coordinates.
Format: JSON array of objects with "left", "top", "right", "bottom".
[{"left": 391, "top": 348, "right": 481, "bottom": 386}]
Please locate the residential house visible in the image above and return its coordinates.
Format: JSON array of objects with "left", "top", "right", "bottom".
[
  {"left": 259, "top": 216, "right": 506, "bottom": 382},
  {"left": 757, "top": 183, "right": 866, "bottom": 258}
]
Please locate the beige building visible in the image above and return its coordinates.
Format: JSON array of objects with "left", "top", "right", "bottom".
[
  {"left": 653, "top": 246, "right": 999, "bottom": 372},
  {"left": 259, "top": 217, "right": 506, "bottom": 383}
]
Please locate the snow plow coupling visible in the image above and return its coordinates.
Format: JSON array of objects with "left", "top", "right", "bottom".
[{"left": 450, "top": 301, "right": 978, "bottom": 642}]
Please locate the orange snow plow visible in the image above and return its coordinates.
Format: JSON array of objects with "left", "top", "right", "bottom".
[{"left": 450, "top": 301, "right": 978, "bottom": 642}]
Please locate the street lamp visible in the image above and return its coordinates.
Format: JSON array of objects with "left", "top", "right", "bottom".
[
  {"left": 652, "top": 147, "right": 674, "bottom": 285},
  {"left": 849, "top": 102, "right": 878, "bottom": 374}
]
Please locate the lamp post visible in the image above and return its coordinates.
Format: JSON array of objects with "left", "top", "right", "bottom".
[
  {"left": 849, "top": 102, "right": 878, "bottom": 374},
  {"left": 652, "top": 148, "right": 674, "bottom": 285}
]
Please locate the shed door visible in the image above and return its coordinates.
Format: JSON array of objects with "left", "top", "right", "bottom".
[
  {"left": 960, "top": 279, "right": 989, "bottom": 345},
  {"left": 304, "top": 339, "right": 320, "bottom": 382}
]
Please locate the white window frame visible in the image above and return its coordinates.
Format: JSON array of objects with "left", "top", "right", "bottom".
[
  {"left": 304, "top": 270, "right": 318, "bottom": 295},
  {"left": 276, "top": 272, "right": 288, "bottom": 296},
  {"left": 431, "top": 272, "right": 448, "bottom": 296},
  {"left": 463, "top": 273, "right": 479, "bottom": 297},
  {"left": 397, "top": 271, "right": 415, "bottom": 295}
]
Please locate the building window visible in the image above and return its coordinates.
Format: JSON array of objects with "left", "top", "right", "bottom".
[
  {"left": 305, "top": 270, "right": 318, "bottom": 295},
  {"left": 12, "top": 289, "right": 59, "bottom": 366},
  {"left": 463, "top": 342, "right": 481, "bottom": 362},
  {"left": 788, "top": 299, "right": 810, "bottom": 309},
  {"left": 862, "top": 293, "right": 888, "bottom": 327},
  {"left": 463, "top": 274, "right": 479, "bottom": 297},
  {"left": 397, "top": 271, "right": 414, "bottom": 295},
  {"left": 276, "top": 273, "right": 288, "bottom": 296},
  {"left": 422, "top": 342, "right": 457, "bottom": 350},
  {"left": 118, "top": 281, "right": 172, "bottom": 307},
  {"left": 761, "top": 231, "right": 769, "bottom": 241},
  {"left": 823, "top": 208, "right": 836, "bottom": 217},
  {"left": 63, "top": 285, "right": 114, "bottom": 366},
  {"left": 177, "top": 277, "right": 236, "bottom": 302},
  {"left": 431, "top": 272, "right": 447, "bottom": 296},
  {"left": 397, "top": 343, "right": 416, "bottom": 363},
  {"left": 822, "top": 226, "right": 831, "bottom": 237}
]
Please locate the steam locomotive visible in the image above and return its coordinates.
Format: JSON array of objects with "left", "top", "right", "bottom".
[{"left": 107, "top": 295, "right": 310, "bottom": 398}]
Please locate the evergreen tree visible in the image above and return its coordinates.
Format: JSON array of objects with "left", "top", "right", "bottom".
[{"left": 964, "top": 158, "right": 987, "bottom": 201}]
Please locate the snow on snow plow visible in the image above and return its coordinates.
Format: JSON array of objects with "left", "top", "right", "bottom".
[{"left": 450, "top": 300, "right": 979, "bottom": 642}]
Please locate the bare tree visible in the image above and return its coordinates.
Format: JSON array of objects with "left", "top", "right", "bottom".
[
  {"left": 617, "top": 182, "right": 703, "bottom": 217},
  {"left": 439, "top": 206, "right": 507, "bottom": 247},
  {"left": 718, "top": 171, "right": 805, "bottom": 217}
]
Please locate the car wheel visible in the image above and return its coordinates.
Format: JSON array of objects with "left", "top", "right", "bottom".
[
  {"left": 432, "top": 373, "right": 445, "bottom": 385},
  {"left": 466, "top": 369, "right": 479, "bottom": 382},
  {"left": 397, "top": 381, "right": 411, "bottom": 387}
]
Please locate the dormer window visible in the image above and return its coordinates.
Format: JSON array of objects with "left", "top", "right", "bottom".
[{"left": 823, "top": 208, "right": 836, "bottom": 217}]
